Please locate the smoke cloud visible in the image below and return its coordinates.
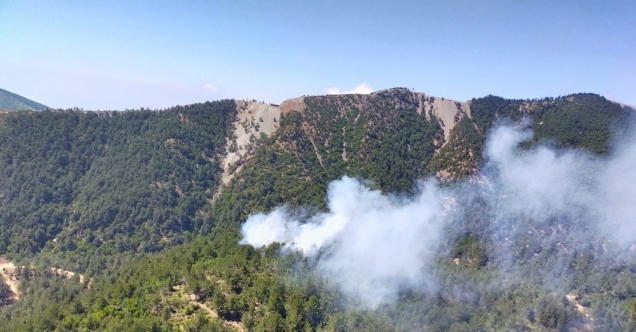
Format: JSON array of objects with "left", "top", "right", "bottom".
[
  {"left": 240, "top": 121, "right": 636, "bottom": 308},
  {"left": 241, "top": 176, "right": 446, "bottom": 307}
]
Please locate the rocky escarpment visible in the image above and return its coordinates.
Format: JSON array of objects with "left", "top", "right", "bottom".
[{"left": 220, "top": 101, "right": 281, "bottom": 185}]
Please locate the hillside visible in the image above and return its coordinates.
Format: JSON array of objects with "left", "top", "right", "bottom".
[
  {"left": 0, "top": 101, "right": 236, "bottom": 272},
  {"left": 0, "top": 90, "right": 635, "bottom": 331},
  {"left": 214, "top": 90, "right": 633, "bottom": 222},
  {"left": 0, "top": 88, "right": 48, "bottom": 111}
]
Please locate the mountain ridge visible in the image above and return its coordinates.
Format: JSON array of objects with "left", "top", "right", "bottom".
[{"left": 0, "top": 88, "right": 48, "bottom": 111}]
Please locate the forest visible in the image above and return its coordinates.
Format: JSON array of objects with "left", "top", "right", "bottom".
[
  {"left": 0, "top": 90, "right": 635, "bottom": 331},
  {"left": 0, "top": 100, "right": 235, "bottom": 273}
]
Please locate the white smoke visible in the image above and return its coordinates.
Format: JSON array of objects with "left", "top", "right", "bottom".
[
  {"left": 600, "top": 133, "right": 636, "bottom": 249},
  {"left": 485, "top": 124, "right": 600, "bottom": 229},
  {"left": 241, "top": 176, "right": 446, "bottom": 307},
  {"left": 240, "top": 121, "right": 636, "bottom": 308},
  {"left": 484, "top": 123, "right": 636, "bottom": 256}
]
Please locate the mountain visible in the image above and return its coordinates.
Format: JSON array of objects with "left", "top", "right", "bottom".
[
  {"left": 0, "top": 90, "right": 635, "bottom": 331},
  {"left": 0, "top": 88, "right": 48, "bottom": 111},
  {"left": 215, "top": 90, "right": 633, "bottom": 222}
]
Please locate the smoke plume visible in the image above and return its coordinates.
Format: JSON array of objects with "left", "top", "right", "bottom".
[
  {"left": 240, "top": 121, "right": 636, "bottom": 308},
  {"left": 241, "top": 176, "right": 446, "bottom": 307}
]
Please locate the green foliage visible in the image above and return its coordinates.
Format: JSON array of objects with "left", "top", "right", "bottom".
[
  {"left": 213, "top": 90, "right": 444, "bottom": 226},
  {"left": 431, "top": 93, "right": 632, "bottom": 178},
  {"left": 469, "top": 94, "right": 525, "bottom": 130},
  {"left": 0, "top": 279, "right": 13, "bottom": 307},
  {"left": 469, "top": 93, "right": 632, "bottom": 154},
  {"left": 428, "top": 115, "right": 482, "bottom": 177},
  {"left": 0, "top": 233, "right": 395, "bottom": 331},
  {"left": 531, "top": 93, "right": 630, "bottom": 154},
  {"left": 0, "top": 100, "right": 235, "bottom": 272}
]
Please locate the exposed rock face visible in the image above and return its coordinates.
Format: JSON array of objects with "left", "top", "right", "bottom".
[
  {"left": 221, "top": 101, "right": 281, "bottom": 185},
  {"left": 419, "top": 94, "right": 471, "bottom": 141},
  {"left": 280, "top": 96, "right": 306, "bottom": 114}
]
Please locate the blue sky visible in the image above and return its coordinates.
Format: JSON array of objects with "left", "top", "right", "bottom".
[{"left": 0, "top": 0, "right": 634, "bottom": 110}]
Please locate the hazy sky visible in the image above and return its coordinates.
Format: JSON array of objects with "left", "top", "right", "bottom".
[{"left": 1, "top": 0, "right": 634, "bottom": 110}]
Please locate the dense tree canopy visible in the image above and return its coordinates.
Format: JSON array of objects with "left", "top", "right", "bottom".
[{"left": 0, "top": 101, "right": 235, "bottom": 272}]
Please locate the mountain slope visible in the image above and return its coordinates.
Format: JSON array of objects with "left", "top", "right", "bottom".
[
  {"left": 429, "top": 93, "right": 633, "bottom": 178},
  {"left": 214, "top": 90, "right": 633, "bottom": 225},
  {"left": 0, "top": 90, "right": 635, "bottom": 331},
  {"left": 0, "top": 88, "right": 48, "bottom": 111},
  {"left": 0, "top": 90, "right": 630, "bottom": 263},
  {"left": 0, "top": 101, "right": 236, "bottom": 272},
  {"left": 212, "top": 89, "right": 448, "bottom": 228}
]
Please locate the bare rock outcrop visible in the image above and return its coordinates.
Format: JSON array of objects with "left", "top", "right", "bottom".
[{"left": 220, "top": 101, "right": 281, "bottom": 185}]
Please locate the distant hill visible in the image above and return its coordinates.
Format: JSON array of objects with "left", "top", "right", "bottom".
[{"left": 0, "top": 88, "right": 48, "bottom": 111}]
